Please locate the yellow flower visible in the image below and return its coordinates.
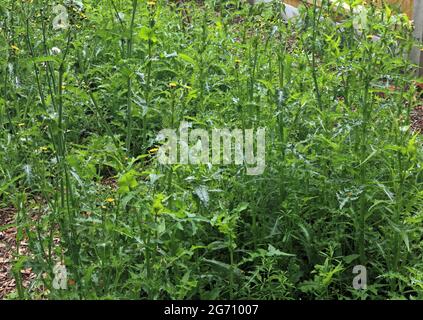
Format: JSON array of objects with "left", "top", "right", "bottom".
[
  {"left": 39, "top": 146, "right": 49, "bottom": 152},
  {"left": 235, "top": 59, "right": 241, "bottom": 64},
  {"left": 147, "top": 0, "right": 156, "bottom": 6},
  {"left": 169, "top": 82, "right": 178, "bottom": 89},
  {"left": 11, "top": 44, "right": 20, "bottom": 53},
  {"left": 148, "top": 147, "right": 159, "bottom": 154},
  {"left": 18, "top": 123, "right": 25, "bottom": 127},
  {"left": 105, "top": 197, "right": 115, "bottom": 203}
]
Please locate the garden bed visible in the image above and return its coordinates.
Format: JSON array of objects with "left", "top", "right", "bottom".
[{"left": 0, "top": 0, "right": 422, "bottom": 300}]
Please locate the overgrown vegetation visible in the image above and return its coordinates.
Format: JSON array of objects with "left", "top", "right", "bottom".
[{"left": 0, "top": 0, "right": 422, "bottom": 299}]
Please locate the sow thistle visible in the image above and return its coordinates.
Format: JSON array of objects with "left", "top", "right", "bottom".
[{"left": 3, "top": 0, "right": 422, "bottom": 300}]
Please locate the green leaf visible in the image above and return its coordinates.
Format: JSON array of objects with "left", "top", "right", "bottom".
[
  {"left": 138, "top": 26, "right": 157, "bottom": 43},
  {"left": 118, "top": 170, "right": 138, "bottom": 194},
  {"left": 178, "top": 53, "right": 196, "bottom": 66},
  {"left": 342, "top": 254, "right": 360, "bottom": 264},
  {"left": 203, "top": 259, "right": 243, "bottom": 276},
  {"left": 267, "top": 244, "right": 295, "bottom": 257}
]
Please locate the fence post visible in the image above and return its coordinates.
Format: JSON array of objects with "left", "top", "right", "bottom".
[{"left": 411, "top": 0, "right": 423, "bottom": 76}]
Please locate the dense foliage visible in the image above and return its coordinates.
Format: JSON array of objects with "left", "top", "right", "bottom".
[{"left": 0, "top": 0, "right": 422, "bottom": 299}]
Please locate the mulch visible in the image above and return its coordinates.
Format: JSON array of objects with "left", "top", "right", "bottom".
[
  {"left": 411, "top": 82, "right": 423, "bottom": 134},
  {"left": 0, "top": 207, "right": 35, "bottom": 300},
  {"left": 411, "top": 105, "right": 423, "bottom": 134}
]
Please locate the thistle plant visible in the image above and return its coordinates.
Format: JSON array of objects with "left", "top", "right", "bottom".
[{"left": 0, "top": 0, "right": 421, "bottom": 300}]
